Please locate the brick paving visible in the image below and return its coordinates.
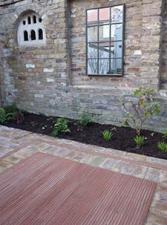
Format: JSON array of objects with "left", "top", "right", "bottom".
[{"left": 0, "top": 125, "right": 167, "bottom": 225}]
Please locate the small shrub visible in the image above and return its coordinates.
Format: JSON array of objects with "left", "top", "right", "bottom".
[
  {"left": 102, "top": 130, "right": 113, "bottom": 142},
  {"left": 52, "top": 118, "right": 70, "bottom": 137},
  {"left": 4, "top": 104, "right": 18, "bottom": 114},
  {"left": 4, "top": 104, "right": 24, "bottom": 124},
  {"left": 0, "top": 107, "right": 7, "bottom": 124},
  {"left": 79, "top": 113, "right": 93, "bottom": 126},
  {"left": 157, "top": 142, "right": 167, "bottom": 153},
  {"left": 162, "top": 131, "right": 167, "bottom": 140},
  {"left": 134, "top": 135, "right": 145, "bottom": 148},
  {"left": 122, "top": 87, "right": 160, "bottom": 136}
]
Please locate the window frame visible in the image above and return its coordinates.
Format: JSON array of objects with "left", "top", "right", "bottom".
[
  {"left": 86, "top": 4, "right": 125, "bottom": 77},
  {"left": 17, "top": 13, "right": 46, "bottom": 47}
]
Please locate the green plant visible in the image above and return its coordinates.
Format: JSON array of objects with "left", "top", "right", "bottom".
[
  {"left": 4, "top": 104, "right": 24, "bottom": 124},
  {"left": 79, "top": 113, "right": 93, "bottom": 126},
  {"left": 162, "top": 131, "right": 167, "bottom": 140},
  {"left": 134, "top": 135, "right": 145, "bottom": 148},
  {"left": 122, "top": 87, "right": 160, "bottom": 136},
  {"left": 52, "top": 118, "right": 70, "bottom": 137},
  {"left": 0, "top": 107, "right": 7, "bottom": 124},
  {"left": 157, "top": 142, "right": 167, "bottom": 153},
  {"left": 102, "top": 130, "right": 113, "bottom": 142},
  {"left": 4, "top": 104, "right": 18, "bottom": 114}
]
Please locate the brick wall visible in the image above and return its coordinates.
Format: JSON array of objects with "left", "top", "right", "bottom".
[
  {"left": 160, "top": 0, "right": 167, "bottom": 89},
  {"left": 0, "top": 0, "right": 166, "bottom": 132}
]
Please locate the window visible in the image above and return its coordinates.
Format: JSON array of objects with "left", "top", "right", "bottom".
[
  {"left": 86, "top": 5, "right": 124, "bottom": 76},
  {"left": 31, "top": 30, "right": 36, "bottom": 40},
  {"left": 33, "top": 15, "right": 37, "bottom": 24},
  {"left": 38, "top": 29, "right": 43, "bottom": 40},
  {"left": 24, "top": 31, "right": 28, "bottom": 41},
  {"left": 17, "top": 12, "right": 46, "bottom": 47}
]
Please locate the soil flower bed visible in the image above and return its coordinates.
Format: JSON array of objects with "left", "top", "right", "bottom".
[{"left": 6, "top": 112, "right": 167, "bottom": 160}]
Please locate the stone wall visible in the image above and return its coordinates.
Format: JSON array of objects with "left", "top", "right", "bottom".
[
  {"left": 0, "top": 0, "right": 166, "bottom": 132},
  {"left": 70, "top": 0, "right": 143, "bottom": 88},
  {"left": 0, "top": 0, "right": 70, "bottom": 106},
  {"left": 69, "top": 0, "right": 162, "bottom": 90},
  {"left": 160, "top": 0, "right": 167, "bottom": 89}
]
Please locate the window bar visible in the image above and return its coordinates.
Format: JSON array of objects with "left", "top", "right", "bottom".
[
  {"left": 97, "top": 9, "right": 99, "bottom": 75},
  {"left": 122, "top": 4, "right": 125, "bottom": 76},
  {"left": 109, "top": 7, "right": 111, "bottom": 75},
  {"left": 86, "top": 10, "right": 88, "bottom": 75}
]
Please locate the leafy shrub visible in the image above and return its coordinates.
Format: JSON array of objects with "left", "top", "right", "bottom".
[
  {"left": 79, "top": 113, "right": 93, "bottom": 126},
  {"left": 0, "top": 107, "right": 7, "bottom": 124},
  {"left": 157, "top": 142, "right": 167, "bottom": 153},
  {"left": 102, "top": 130, "right": 113, "bottom": 142},
  {"left": 4, "top": 104, "right": 18, "bottom": 114},
  {"left": 122, "top": 87, "right": 160, "bottom": 136},
  {"left": 162, "top": 131, "right": 167, "bottom": 140},
  {"left": 52, "top": 118, "right": 70, "bottom": 137},
  {"left": 134, "top": 135, "right": 145, "bottom": 148},
  {"left": 4, "top": 104, "right": 24, "bottom": 124}
]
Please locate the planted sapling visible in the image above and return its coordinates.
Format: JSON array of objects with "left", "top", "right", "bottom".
[
  {"left": 52, "top": 118, "right": 70, "bottom": 137},
  {"left": 134, "top": 135, "right": 145, "bottom": 148},
  {"left": 102, "top": 130, "right": 113, "bottom": 142}
]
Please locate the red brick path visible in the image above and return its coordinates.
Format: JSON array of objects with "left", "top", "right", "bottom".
[{"left": 0, "top": 153, "right": 156, "bottom": 225}]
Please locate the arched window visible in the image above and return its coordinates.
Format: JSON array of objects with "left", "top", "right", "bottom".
[
  {"left": 24, "top": 30, "right": 28, "bottom": 41},
  {"left": 31, "top": 30, "right": 36, "bottom": 40},
  {"left": 28, "top": 16, "right": 31, "bottom": 24},
  {"left": 33, "top": 15, "right": 36, "bottom": 24},
  {"left": 17, "top": 12, "right": 46, "bottom": 47},
  {"left": 38, "top": 29, "right": 43, "bottom": 40}
]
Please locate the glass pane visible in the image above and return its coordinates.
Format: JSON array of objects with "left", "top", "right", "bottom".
[
  {"left": 33, "top": 15, "right": 37, "bottom": 24},
  {"left": 99, "top": 42, "right": 110, "bottom": 58},
  {"left": 99, "top": 8, "right": 110, "bottom": 23},
  {"left": 24, "top": 31, "right": 28, "bottom": 41},
  {"left": 88, "top": 59, "right": 98, "bottom": 74},
  {"left": 38, "top": 29, "right": 43, "bottom": 40},
  {"left": 87, "top": 9, "right": 98, "bottom": 24},
  {"left": 99, "top": 25, "right": 110, "bottom": 42},
  {"left": 99, "top": 59, "right": 109, "bottom": 75},
  {"left": 111, "top": 5, "right": 123, "bottom": 23},
  {"left": 88, "top": 43, "right": 98, "bottom": 58},
  {"left": 111, "top": 24, "right": 122, "bottom": 41},
  {"left": 28, "top": 16, "right": 31, "bottom": 24},
  {"left": 111, "top": 41, "right": 122, "bottom": 58},
  {"left": 110, "top": 58, "right": 122, "bottom": 74},
  {"left": 31, "top": 30, "right": 36, "bottom": 40},
  {"left": 87, "top": 26, "right": 98, "bottom": 42}
]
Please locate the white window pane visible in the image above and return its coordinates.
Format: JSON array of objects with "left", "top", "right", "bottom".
[
  {"left": 99, "top": 25, "right": 110, "bottom": 42},
  {"left": 111, "top": 5, "right": 123, "bottom": 23},
  {"left": 99, "top": 8, "right": 110, "bottom": 23},
  {"left": 88, "top": 43, "right": 98, "bottom": 58},
  {"left": 111, "top": 24, "right": 122, "bottom": 41},
  {"left": 99, "top": 42, "right": 110, "bottom": 58},
  {"left": 87, "top": 26, "right": 98, "bottom": 42},
  {"left": 99, "top": 59, "right": 109, "bottom": 75},
  {"left": 111, "top": 41, "right": 122, "bottom": 58},
  {"left": 88, "top": 59, "right": 98, "bottom": 74},
  {"left": 87, "top": 9, "right": 98, "bottom": 25},
  {"left": 111, "top": 58, "right": 122, "bottom": 74}
]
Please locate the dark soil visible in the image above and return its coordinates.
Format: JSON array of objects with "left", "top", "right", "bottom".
[{"left": 6, "top": 112, "right": 167, "bottom": 160}]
